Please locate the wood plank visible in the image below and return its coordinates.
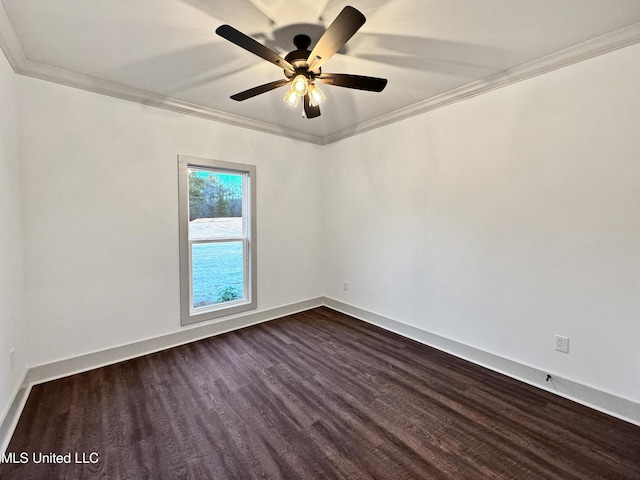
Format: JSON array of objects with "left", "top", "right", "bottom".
[{"left": 2, "top": 307, "right": 638, "bottom": 479}]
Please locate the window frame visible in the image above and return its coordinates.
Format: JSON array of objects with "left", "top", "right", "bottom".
[{"left": 178, "top": 155, "right": 257, "bottom": 325}]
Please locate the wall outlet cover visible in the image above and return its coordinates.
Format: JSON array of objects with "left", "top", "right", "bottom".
[{"left": 554, "top": 335, "right": 569, "bottom": 354}]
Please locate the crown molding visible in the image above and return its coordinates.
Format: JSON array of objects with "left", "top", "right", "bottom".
[
  {"left": 16, "top": 58, "right": 326, "bottom": 145},
  {"left": 0, "top": 1, "right": 25, "bottom": 71},
  {"left": 1, "top": 0, "right": 639, "bottom": 146},
  {"left": 323, "top": 21, "right": 640, "bottom": 144},
  {"left": 0, "top": 2, "right": 324, "bottom": 144}
]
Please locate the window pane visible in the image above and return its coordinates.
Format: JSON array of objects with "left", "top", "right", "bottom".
[
  {"left": 179, "top": 155, "right": 256, "bottom": 325},
  {"left": 191, "top": 241, "right": 245, "bottom": 310},
  {"left": 188, "top": 168, "right": 244, "bottom": 239}
]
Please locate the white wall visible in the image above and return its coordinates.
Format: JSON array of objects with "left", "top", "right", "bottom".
[
  {"left": 5, "top": 37, "right": 640, "bottom": 423},
  {"left": 18, "top": 77, "right": 324, "bottom": 367},
  {"left": 322, "top": 43, "right": 640, "bottom": 404},
  {"left": 0, "top": 48, "right": 26, "bottom": 422}
]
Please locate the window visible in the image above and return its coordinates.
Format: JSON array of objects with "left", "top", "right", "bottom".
[{"left": 178, "top": 155, "right": 256, "bottom": 325}]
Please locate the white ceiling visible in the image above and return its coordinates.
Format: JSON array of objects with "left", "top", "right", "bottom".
[{"left": 1, "top": 0, "right": 640, "bottom": 144}]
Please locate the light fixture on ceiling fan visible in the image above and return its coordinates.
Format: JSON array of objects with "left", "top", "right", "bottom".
[
  {"left": 283, "top": 72, "right": 314, "bottom": 108},
  {"left": 215, "top": 6, "right": 387, "bottom": 119}
]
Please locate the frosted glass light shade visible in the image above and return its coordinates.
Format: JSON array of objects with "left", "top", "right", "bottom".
[
  {"left": 308, "top": 83, "right": 326, "bottom": 107},
  {"left": 283, "top": 88, "right": 300, "bottom": 107},
  {"left": 291, "top": 75, "right": 309, "bottom": 96}
]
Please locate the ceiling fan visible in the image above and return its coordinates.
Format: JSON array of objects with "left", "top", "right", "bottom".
[{"left": 215, "top": 6, "right": 387, "bottom": 119}]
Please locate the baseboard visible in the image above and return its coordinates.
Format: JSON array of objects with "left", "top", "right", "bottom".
[
  {"left": 3, "top": 295, "right": 638, "bottom": 454},
  {"left": 26, "top": 297, "right": 324, "bottom": 386},
  {"left": 0, "top": 368, "right": 30, "bottom": 454},
  {"left": 323, "top": 298, "right": 640, "bottom": 427},
  {"left": 1, "top": 297, "right": 324, "bottom": 452}
]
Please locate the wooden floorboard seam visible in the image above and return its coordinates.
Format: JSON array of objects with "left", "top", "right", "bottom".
[{"left": 1, "top": 307, "right": 638, "bottom": 479}]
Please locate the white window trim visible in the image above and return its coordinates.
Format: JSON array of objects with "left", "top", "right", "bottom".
[{"left": 178, "top": 155, "right": 257, "bottom": 326}]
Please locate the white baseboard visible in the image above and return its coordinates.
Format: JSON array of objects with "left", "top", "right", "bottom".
[
  {"left": 324, "top": 298, "right": 640, "bottom": 427},
  {"left": 0, "top": 368, "right": 30, "bottom": 454},
  {"left": 25, "top": 297, "right": 324, "bottom": 386},
  {"left": 2, "top": 295, "right": 638, "bottom": 453},
  {"left": 1, "top": 297, "right": 323, "bottom": 452}
]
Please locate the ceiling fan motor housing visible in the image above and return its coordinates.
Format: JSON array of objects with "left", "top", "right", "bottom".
[{"left": 285, "top": 34, "right": 320, "bottom": 79}]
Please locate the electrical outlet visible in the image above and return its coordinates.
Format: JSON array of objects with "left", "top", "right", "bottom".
[
  {"left": 343, "top": 281, "right": 349, "bottom": 291},
  {"left": 554, "top": 335, "right": 569, "bottom": 354}
]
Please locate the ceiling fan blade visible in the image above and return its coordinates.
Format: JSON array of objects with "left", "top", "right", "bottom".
[
  {"left": 307, "top": 6, "right": 366, "bottom": 71},
  {"left": 230, "top": 79, "right": 291, "bottom": 101},
  {"left": 318, "top": 73, "right": 387, "bottom": 92},
  {"left": 216, "top": 24, "right": 295, "bottom": 74},
  {"left": 304, "top": 94, "right": 321, "bottom": 118}
]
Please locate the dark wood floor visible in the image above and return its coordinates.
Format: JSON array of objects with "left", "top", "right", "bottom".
[{"left": 2, "top": 307, "right": 639, "bottom": 479}]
